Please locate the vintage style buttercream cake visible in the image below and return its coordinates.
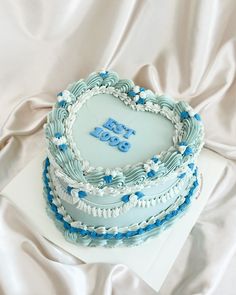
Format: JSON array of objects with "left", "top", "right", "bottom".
[{"left": 43, "top": 70, "right": 204, "bottom": 247}]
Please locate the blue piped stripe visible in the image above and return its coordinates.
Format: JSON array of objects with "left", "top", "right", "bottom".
[
  {"left": 151, "top": 156, "right": 159, "bottom": 163},
  {"left": 193, "top": 167, "right": 198, "bottom": 176},
  {"left": 78, "top": 191, "right": 87, "bottom": 198},
  {"left": 194, "top": 113, "right": 201, "bottom": 121},
  {"left": 121, "top": 194, "right": 130, "bottom": 203},
  {"left": 135, "top": 191, "right": 145, "bottom": 199},
  {"left": 136, "top": 98, "right": 145, "bottom": 105},
  {"left": 54, "top": 132, "right": 62, "bottom": 138},
  {"left": 58, "top": 100, "right": 66, "bottom": 107},
  {"left": 178, "top": 172, "right": 186, "bottom": 179},
  {"left": 147, "top": 170, "right": 156, "bottom": 178},
  {"left": 67, "top": 186, "right": 73, "bottom": 194},
  {"left": 103, "top": 175, "right": 113, "bottom": 184},
  {"left": 188, "top": 163, "right": 194, "bottom": 170},
  {"left": 180, "top": 111, "right": 190, "bottom": 120},
  {"left": 179, "top": 141, "right": 187, "bottom": 146},
  {"left": 99, "top": 71, "right": 109, "bottom": 79},
  {"left": 183, "top": 146, "right": 193, "bottom": 156},
  {"left": 127, "top": 90, "right": 136, "bottom": 97},
  {"left": 58, "top": 144, "right": 68, "bottom": 151}
]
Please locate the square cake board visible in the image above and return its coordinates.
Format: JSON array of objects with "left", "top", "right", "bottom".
[{"left": 1, "top": 148, "right": 226, "bottom": 292}]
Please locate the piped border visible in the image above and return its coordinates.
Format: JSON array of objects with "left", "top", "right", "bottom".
[
  {"left": 44, "top": 70, "right": 204, "bottom": 189},
  {"left": 43, "top": 158, "right": 202, "bottom": 247}
]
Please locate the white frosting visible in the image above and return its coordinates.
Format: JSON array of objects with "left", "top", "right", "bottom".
[
  {"left": 48, "top": 164, "right": 194, "bottom": 218},
  {"left": 64, "top": 86, "right": 183, "bottom": 175},
  {"left": 57, "top": 90, "right": 73, "bottom": 103},
  {"left": 133, "top": 86, "right": 140, "bottom": 93},
  {"left": 178, "top": 145, "right": 187, "bottom": 154},
  {"left": 52, "top": 136, "right": 67, "bottom": 146},
  {"left": 47, "top": 145, "right": 199, "bottom": 198},
  {"left": 45, "top": 171, "right": 202, "bottom": 235}
]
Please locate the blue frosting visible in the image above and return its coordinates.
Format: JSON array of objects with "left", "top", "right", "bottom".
[
  {"left": 180, "top": 110, "right": 201, "bottom": 122},
  {"left": 121, "top": 191, "right": 145, "bottom": 202},
  {"left": 137, "top": 98, "right": 145, "bottom": 105},
  {"left": 147, "top": 170, "right": 157, "bottom": 178},
  {"left": 44, "top": 68, "right": 204, "bottom": 249},
  {"left": 99, "top": 71, "right": 109, "bottom": 79},
  {"left": 180, "top": 111, "right": 190, "bottom": 120},
  {"left": 135, "top": 191, "right": 145, "bottom": 198},
  {"left": 179, "top": 141, "right": 187, "bottom": 146},
  {"left": 194, "top": 113, "right": 201, "bottom": 121},
  {"left": 90, "top": 117, "right": 135, "bottom": 153},
  {"left": 58, "top": 144, "right": 68, "bottom": 151},
  {"left": 178, "top": 172, "right": 186, "bottom": 179},
  {"left": 90, "top": 127, "right": 103, "bottom": 138},
  {"left": 67, "top": 80, "right": 87, "bottom": 97},
  {"left": 58, "top": 100, "right": 66, "bottom": 108},
  {"left": 151, "top": 156, "right": 159, "bottom": 163},
  {"left": 109, "top": 136, "right": 120, "bottom": 146},
  {"left": 121, "top": 195, "right": 130, "bottom": 203},
  {"left": 183, "top": 146, "right": 193, "bottom": 156},
  {"left": 188, "top": 163, "right": 194, "bottom": 170},
  {"left": 43, "top": 158, "right": 200, "bottom": 242},
  {"left": 128, "top": 86, "right": 147, "bottom": 105},
  {"left": 67, "top": 186, "right": 73, "bottom": 194},
  {"left": 118, "top": 141, "right": 131, "bottom": 152},
  {"left": 100, "top": 131, "right": 111, "bottom": 142},
  {"left": 123, "top": 128, "right": 136, "bottom": 139},
  {"left": 103, "top": 175, "right": 113, "bottom": 184},
  {"left": 54, "top": 132, "right": 62, "bottom": 138},
  {"left": 111, "top": 124, "right": 124, "bottom": 135},
  {"left": 127, "top": 90, "right": 136, "bottom": 97},
  {"left": 78, "top": 191, "right": 87, "bottom": 198},
  {"left": 103, "top": 118, "right": 117, "bottom": 131},
  {"left": 45, "top": 70, "right": 204, "bottom": 190},
  {"left": 103, "top": 118, "right": 136, "bottom": 139}
]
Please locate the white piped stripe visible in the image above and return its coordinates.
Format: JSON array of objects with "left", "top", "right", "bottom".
[
  {"left": 64, "top": 86, "right": 182, "bottom": 177},
  {"left": 47, "top": 148, "right": 198, "bottom": 198},
  {"left": 57, "top": 90, "right": 73, "bottom": 103},
  {"left": 45, "top": 172, "right": 200, "bottom": 235},
  {"left": 178, "top": 145, "right": 187, "bottom": 154},
  {"left": 49, "top": 165, "right": 194, "bottom": 218}
]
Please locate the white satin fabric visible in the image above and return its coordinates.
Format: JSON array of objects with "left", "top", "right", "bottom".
[{"left": 0, "top": 0, "right": 236, "bottom": 294}]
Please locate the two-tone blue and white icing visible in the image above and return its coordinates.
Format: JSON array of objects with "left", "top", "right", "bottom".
[
  {"left": 43, "top": 158, "right": 201, "bottom": 247},
  {"left": 43, "top": 70, "right": 204, "bottom": 247}
]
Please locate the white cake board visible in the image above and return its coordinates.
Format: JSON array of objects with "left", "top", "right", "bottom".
[{"left": 1, "top": 148, "right": 226, "bottom": 292}]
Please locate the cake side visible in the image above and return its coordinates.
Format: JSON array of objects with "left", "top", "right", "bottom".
[
  {"left": 47, "top": 159, "right": 196, "bottom": 226},
  {"left": 43, "top": 157, "right": 201, "bottom": 247}
]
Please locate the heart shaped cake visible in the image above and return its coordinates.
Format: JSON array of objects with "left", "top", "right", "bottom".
[{"left": 43, "top": 70, "right": 204, "bottom": 247}]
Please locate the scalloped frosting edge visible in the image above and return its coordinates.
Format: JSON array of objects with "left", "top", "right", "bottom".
[
  {"left": 43, "top": 158, "right": 202, "bottom": 247},
  {"left": 44, "top": 70, "right": 204, "bottom": 189},
  {"left": 49, "top": 163, "right": 196, "bottom": 218}
]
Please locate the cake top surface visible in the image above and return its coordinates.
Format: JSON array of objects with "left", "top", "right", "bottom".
[
  {"left": 71, "top": 92, "right": 174, "bottom": 168},
  {"left": 44, "top": 70, "right": 204, "bottom": 193}
]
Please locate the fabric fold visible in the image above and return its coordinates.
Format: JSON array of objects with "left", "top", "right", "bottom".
[{"left": 0, "top": 0, "right": 236, "bottom": 294}]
